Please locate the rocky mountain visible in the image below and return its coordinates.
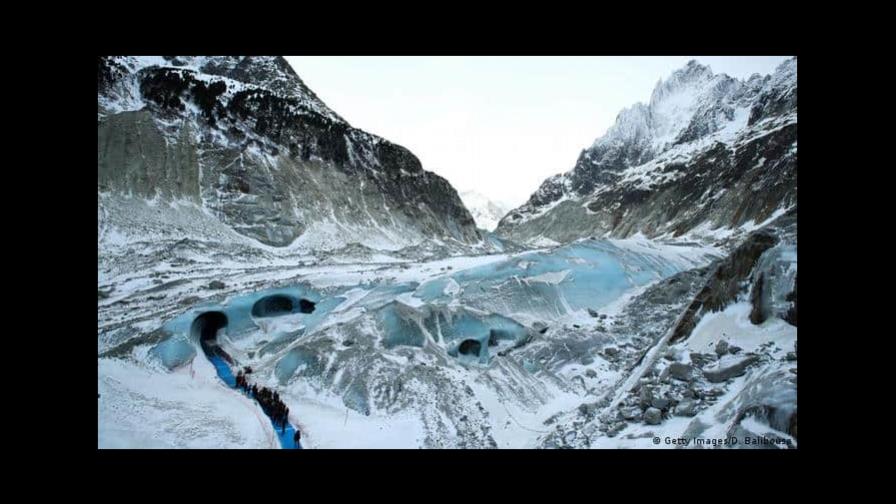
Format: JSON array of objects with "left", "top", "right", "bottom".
[
  {"left": 98, "top": 56, "right": 480, "bottom": 250},
  {"left": 459, "top": 190, "right": 511, "bottom": 231},
  {"left": 496, "top": 58, "right": 797, "bottom": 245},
  {"left": 98, "top": 57, "right": 796, "bottom": 450}
]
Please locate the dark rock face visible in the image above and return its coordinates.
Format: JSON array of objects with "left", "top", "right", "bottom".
[
  {"left": 670, "top": 229, "right": 779, "bottom": 344},
  {"left": 783, "top": 275, "right": 798, "bottom": 326},
  {"left": 98, "top": 56, "right": 479, "bottom": 248},
  {"left": 749, "top": 272, "right": 768, "bottom": 324},
  {"left": 497, "top": 57, "right": 797, "bottom": 244}
]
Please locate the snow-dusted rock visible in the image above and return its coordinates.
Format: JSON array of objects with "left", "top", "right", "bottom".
[
  {"left": 497, "top": 58, "right": 797, "bottom": 246},
  {"left": 98, "top": 56, "right": 480, "bottom": 250},
  {"left": 644, "top": 407, "right": 663, "bottom": 425},
  {"left": 668, "top": 362, "right": 694, "bottom": 381},
  {"left": 674, "top": 399, "right": 698, "bottom": 417},
  {"left": 715, "top": 339, "right": 730, "bottom": 357},
  {"left": 703, "top": 354, "right": 761, "bottom": 383}
]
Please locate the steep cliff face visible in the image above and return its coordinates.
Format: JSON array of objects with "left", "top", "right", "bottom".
[
  {"left": 497, "top": 58, "right": 796, "bottom": 245},
  {"left": 98, "top": 56, "right": 479, "bottom": 249}
]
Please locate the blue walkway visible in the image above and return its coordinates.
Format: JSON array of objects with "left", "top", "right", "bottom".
[{"left": 207, "top": 353, "right": 303, "bottom": 449}]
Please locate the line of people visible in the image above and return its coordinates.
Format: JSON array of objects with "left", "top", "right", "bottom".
[{"left": 235, "top": 368, "right": 291, "bottom": 437}]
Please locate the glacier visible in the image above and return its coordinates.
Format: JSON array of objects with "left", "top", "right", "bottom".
[
  {"left": 99, "top": 235, "right": 730, "bottom": 448},
  {"left": 97, "top": 56, "right": 797, "bottom": 450},
  {"left": 99, "top": 209, "right": 796, "bottom": 449}
]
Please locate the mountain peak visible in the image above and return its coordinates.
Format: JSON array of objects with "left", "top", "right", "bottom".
[
  {"left": 499, "top": 57, "right": 797, "bottom": 243},
  {"left": 649, "top": 59, "right": 715, "bottom": 108},
  {"left": 460, "top": 190, "right": 511, "bottom": 231}
]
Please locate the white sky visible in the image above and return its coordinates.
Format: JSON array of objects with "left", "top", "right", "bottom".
[{"left": 285, "top": 56, "right": 790, "bottom": 208}]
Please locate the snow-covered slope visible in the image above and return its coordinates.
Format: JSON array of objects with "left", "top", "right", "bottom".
[
  {"left": 98, "top": 56, "right": 480, "bottom": 251},
  {"left": 459, "top": 190, "right": 511, "bottom": 231},
  {"left": 496, "top": 58, "right": 797, "bottom": 246}
]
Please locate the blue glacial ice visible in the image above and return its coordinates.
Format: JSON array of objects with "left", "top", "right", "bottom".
[
  {"left": 152, "top": 239, "right": 710, "bottom": 371},
  {"left": 416, "top": 240, "right": 699, "bottom": 321},
  {"left": 379, "top": 301, "right": 427, "bottom": 349},
  {"left": 150, "top": 284, "right": 337, "bottom": 370},
  {"left": 275, "top": 347, "right": 324, "bottom": 384},
  {"left": 150, "top": 334, "right": 196, "bottom": 369}
]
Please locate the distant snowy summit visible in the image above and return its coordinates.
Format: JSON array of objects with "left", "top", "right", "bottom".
[
  {"left": 497, "top": 57, "right": 797, "bottom": 245},
  {"left": 459, "top": 190, "right": 511, "bottom": 231}
]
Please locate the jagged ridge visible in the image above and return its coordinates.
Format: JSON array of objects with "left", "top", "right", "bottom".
[{"left": 497, "top": 57, "right": 797, "bottom": 245}]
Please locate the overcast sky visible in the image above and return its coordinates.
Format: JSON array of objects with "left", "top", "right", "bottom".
[{"left": 285, "top": 56, "right": 791, "bottom": 208}]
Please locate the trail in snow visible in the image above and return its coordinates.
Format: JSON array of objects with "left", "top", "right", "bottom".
[{"left": 207, "top": 353, "right": 303, "bottom": 449}]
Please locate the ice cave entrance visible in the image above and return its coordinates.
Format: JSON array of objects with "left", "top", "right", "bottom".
[
  {"left": 192, "top": 311, "right": 231, "bottom": 362},
  {"left": 458, "top": 339, "right": 482, "bottom": 357},
  {"left": 251, "top": 294, "right": 316, "bottom": 318}
]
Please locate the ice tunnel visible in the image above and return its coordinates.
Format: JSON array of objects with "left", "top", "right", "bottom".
[
  {"left": 150, "top": 283, "right": 334, "bottom": 371},
  {"left": 192, "top": 311, "right": 231, "bottom": 362},
  {"left": 251, "top": 294, "right": 316, "bottom": 318},
  {"left": 193, "top": 311, "right": 228, "bottom": 342},
  {"left": 458, "top": 339, "right": 482, "bottom": 356}
]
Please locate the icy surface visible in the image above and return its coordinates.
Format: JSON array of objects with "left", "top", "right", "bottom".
[{"left": 99, "top": 232, "right": 724, "bottom": 448}]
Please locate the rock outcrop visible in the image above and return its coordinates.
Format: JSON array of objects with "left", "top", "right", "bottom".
[{"left": 98, "top": 56, "right": 480, "bottom": 249}]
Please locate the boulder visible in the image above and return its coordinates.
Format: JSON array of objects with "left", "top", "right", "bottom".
[
  {"left": 578, "top": 402, "right": 599, "bottom": 418},
  {"left": 668, "top": 362, "right": 694, "bottom": 381},
  {"left": 588, "top": 308, "right": 600, "bottom": 318},
  {"left": 703, "top": 354, "right": 760, "bottom": 383},
  {"left": 585, "top": 369, "right": 597, "bottom": 378},
  {"left": 651, "top": 396, "right": 671, "bottom": 410},
  {"left": 715, "top": 339, "right": 729, "bottom": 357},
  {"left": 674, "top": 399, "right": 698, "bottom": 417},
  {"left": 208, "top": 280, "right": 226, "bottom": 290},
  {"left": 638, "top": 387, "right": 654, "bottom": 409},
  {"left": 644, "top": 407, "right": 662, "bottom": 425},
  {"left": 689, "top": 352, "right": 716, "bottom": 368},
  {"left": 606, "top": 423, "right": 624, "bottom": 437},
  {"left": 620, "top": 407, "right": 641, "bottom": 421}
]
